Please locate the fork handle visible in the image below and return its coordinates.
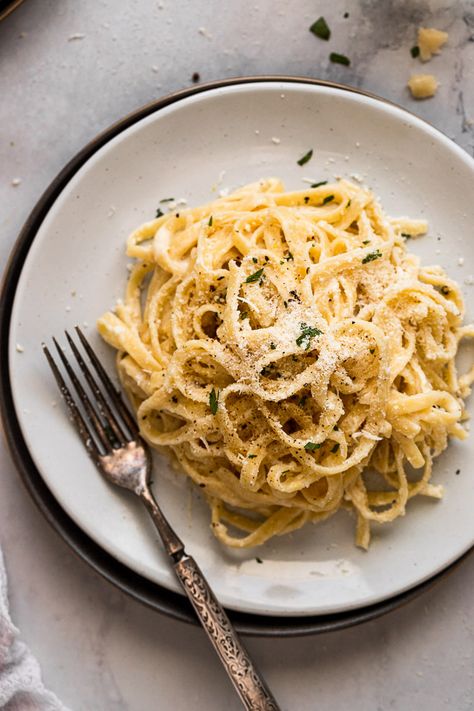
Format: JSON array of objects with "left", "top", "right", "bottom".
[
  {"left": 140, "top": 490, "right": 280, "bottom": 710},
  {"left": 173, "top": 554, "right": 280, "bottom": 711}
]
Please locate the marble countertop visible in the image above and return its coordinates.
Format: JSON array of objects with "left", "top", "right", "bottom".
[{"left": 1, "top": 1, "right": 474, "bottom": 709}]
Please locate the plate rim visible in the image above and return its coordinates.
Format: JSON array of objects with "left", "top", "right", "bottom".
[{"left": 1, "top": 75, "right": 473, "bottom": 636}]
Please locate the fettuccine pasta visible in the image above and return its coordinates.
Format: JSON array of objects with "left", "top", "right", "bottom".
[{"left": 98, "top": 178, "right": 474, "bottom": 548}]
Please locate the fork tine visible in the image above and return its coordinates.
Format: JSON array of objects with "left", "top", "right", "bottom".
[
  {"left": 65, "top": 330, "right": 130, "bottom": 445},
  {"left": 75, "top": 326, "right": 139, "bottom": 436},
  {"left": 42, "top": 343, "right": 102, "bottom": 460},
  {"left": 52, "top": 337, "right": 113, "bottom": 454}
]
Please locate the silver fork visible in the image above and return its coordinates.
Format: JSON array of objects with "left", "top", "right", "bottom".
[{"left": 43, "top": 327, "right": 280, "bottom": 711}]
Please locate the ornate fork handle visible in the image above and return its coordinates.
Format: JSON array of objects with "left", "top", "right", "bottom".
[
  {"left": 141, "top": 489, "right": 280, "bottom": 711},
  {"left": 175, "top": 555, "right": 279, "bottom": 710}
]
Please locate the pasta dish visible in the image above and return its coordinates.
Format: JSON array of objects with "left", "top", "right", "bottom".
[{"left": 98, "top": 178, "right": 473, "bottom": 549}]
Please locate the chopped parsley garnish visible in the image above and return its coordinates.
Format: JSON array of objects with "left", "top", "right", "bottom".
[
  {"left": 331, "top": 443, "right": 340, "bottom": 453},
  {"left": 159, "top": 197, "right": 175, "bottom": 203},
  {"left": 435, "top": 285, "right": 450, "bottom": 296},
  {"left": 289, "top": 290, "right": 301, "bottom": 302},
  {"left": 299, "top": 395, "right": 308, "bottom": 407},
  {"left": 322, "top": 194, "right": 334, "bottom": 205},
  {"left": 362, "top": 240, "right": 371, "bottom": 245},
  {"left": 311, "top": 180, "right": 328, "bottom": 188},
  {"left": 296, "top": 322, "right": 323, "bottom": 350},
  {"left": 309, "top": 16, "right": 331, "bottom": 41},
  {"left": 297, "top": 149, "right": 313, "bottom": 166},
  {"left": 245, "top": 267, "right": 264, "bottom": 283},
  {"left": 248, "top": 454, "right": 257, "bottom": 459},
  {"left": 410, "top": 45, "right": 420, "bottom": 58},
  {"left": 270, "top": 342, "right": 276, "bottom": 350},
  {"left": 208, "top": 215, "right": 213, "bottom": 226},
  {"left": 362, "top": 249, "right": 382, "bottom": 264},
  {"left": 304, "top": 196, "right": 310, "bottom": 204},
  {"left": 329, "top": 52, "right": 351, "bottom": 66},
  {"left": 285, "top": 251, "right": 294, "bottom": 261},
  {"left": 240, "top": 311, "right": 249, "bottom": 319},
  {"left": 209, "top": 388, "right": 219, "bottom": 415},
  {"left": 155, "top": 208, "right": 164, "bottom": 218},
  {"left": 401, "top": 232, "right": 412, "bottom": 240},
  {"left": 252, "top": 256, "right": 258, "bottom": 263},
  {"left": 304, "top": 442, "right": 321, "bottom": 451}
]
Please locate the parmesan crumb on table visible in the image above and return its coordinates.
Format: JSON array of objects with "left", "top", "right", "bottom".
[
  {"left": 408, "top": 74, "right": 438, "bottom": 99},
  {"left": 11, "top": 178, "right": 21, "bottom": 186},
  {"left": 418, "top": 27, "right": 448, "bottom": 61},
  {"left": 198, "top": 27, "right": 212, "bottom": 39},
  {"left": 68, "top": 33, "right": 86, "bottom": 41},
  {"left": 16, "top": 344, "right": 24, "bottom": 353},
  {"left": 458, "top": 257, "right": 465, "bottom": 266},
  {"left": 271, "top": 137, "right": 281, "bottom": 144}
]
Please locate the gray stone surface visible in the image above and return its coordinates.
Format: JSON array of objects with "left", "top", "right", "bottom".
[{"left": 1, "top": 1, "right": 473, "bottom": 709}]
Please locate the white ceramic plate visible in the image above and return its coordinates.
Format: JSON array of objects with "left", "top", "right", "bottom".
[{"left": 9, "top": 81, "right": 474, "bottom": 616}]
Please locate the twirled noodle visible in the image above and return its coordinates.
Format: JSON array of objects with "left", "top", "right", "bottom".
[{"left": 98, "top": 178, "right": 474, "bottom": 549}]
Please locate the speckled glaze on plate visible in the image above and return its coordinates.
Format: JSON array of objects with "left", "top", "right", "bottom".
[{"left": 3, "top": 78, "right": 474, "bottom": 622}]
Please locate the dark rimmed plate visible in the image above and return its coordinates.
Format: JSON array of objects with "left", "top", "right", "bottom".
[
  {"left": 0, "top": 0, "right": 25, "bottom": 22},
  {"left": 1, "top": 76, "right": 472, "bottom": 636}
]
